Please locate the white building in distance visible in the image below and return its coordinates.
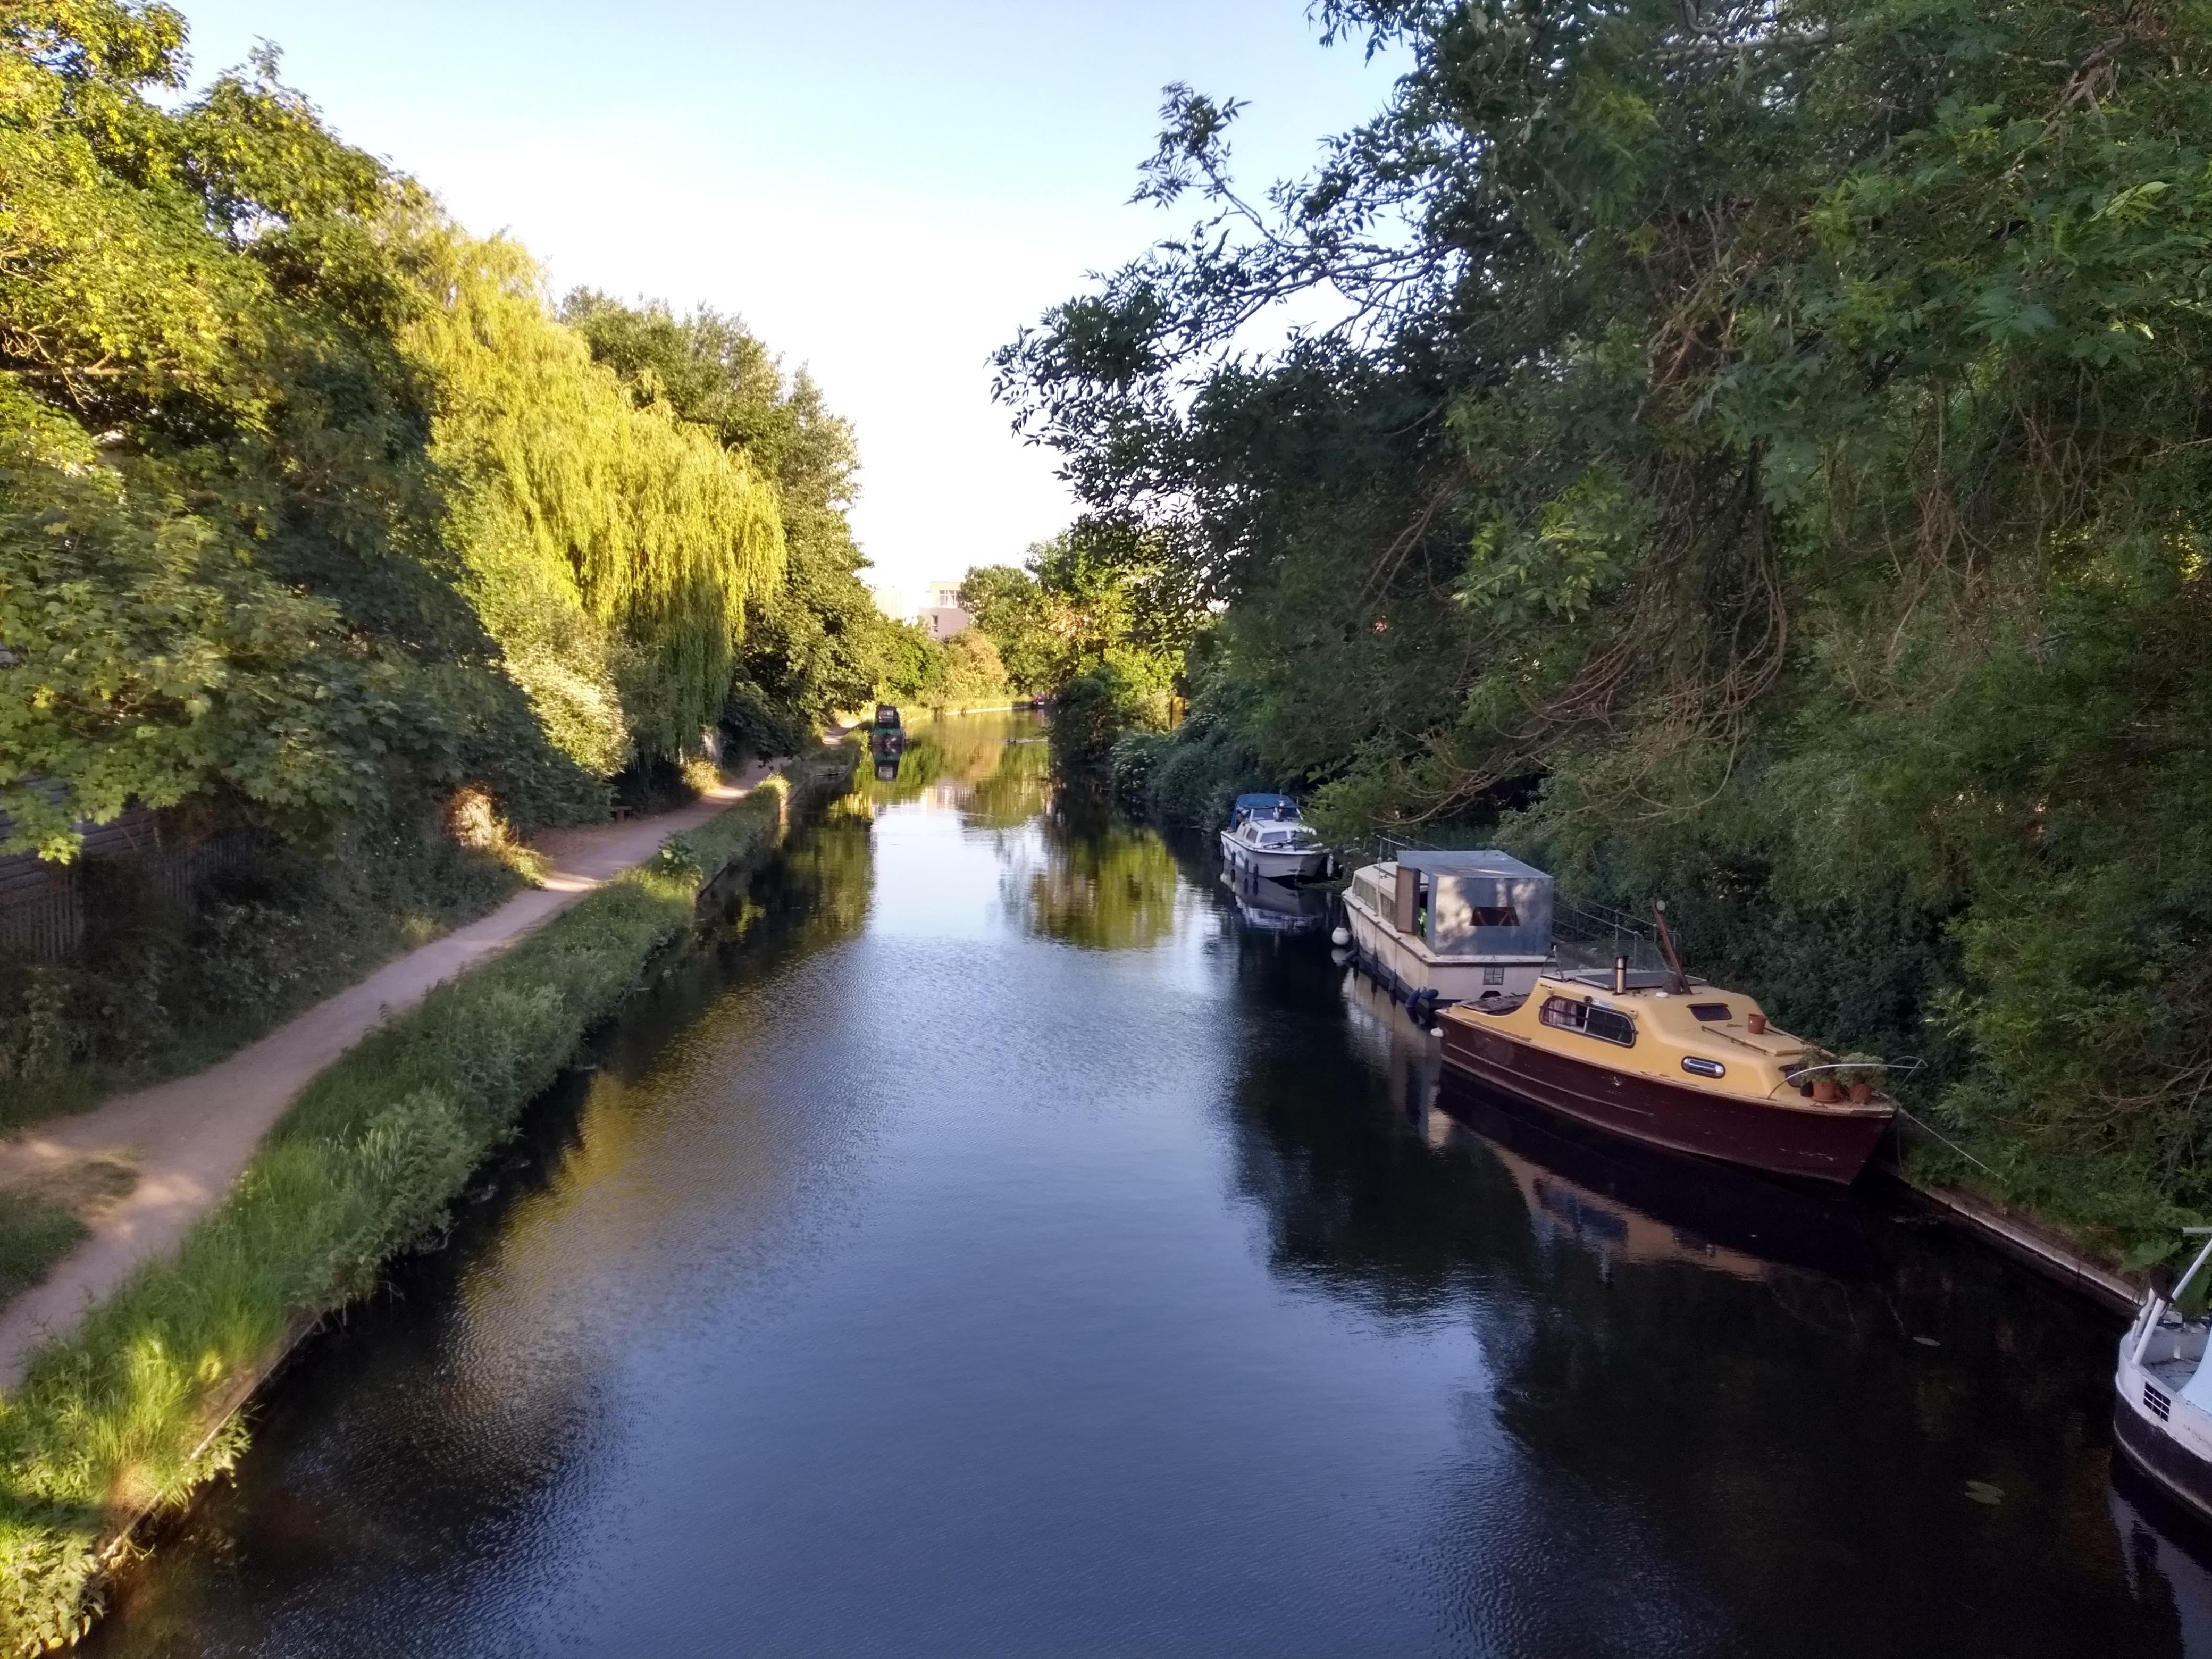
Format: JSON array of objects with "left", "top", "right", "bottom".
[{"left": 917, "top": 579, "right": 972, "bottom": 641}]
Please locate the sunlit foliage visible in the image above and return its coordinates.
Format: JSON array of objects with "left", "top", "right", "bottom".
[
  {"left": 998, "top": 0, "right": 2212, "bottom": 1248},
  {"left": 1, "top": 3, "right": 792, "bottom": 862}
]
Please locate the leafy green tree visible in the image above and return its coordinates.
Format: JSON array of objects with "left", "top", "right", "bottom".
[
  {"left": 935, "top": 629, "right": 1009, "bottom": 704},
  {"left": 958, "top": 565, "right": 1056, "bottom": 690},
  {"left": 997, "top": 0, "right": 2212, "bottom": 1246}
]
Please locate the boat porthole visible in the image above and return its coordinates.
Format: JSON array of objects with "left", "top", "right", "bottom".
[{"left": 1681, "top": 1056, "right": 1725, "bottom": 1079}]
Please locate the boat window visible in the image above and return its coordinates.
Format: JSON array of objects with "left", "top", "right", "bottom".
[
  {"left": 1585, "top": 1007, "right": 1636, "bottom": 1046},
  {"left": 1681, "top": 1056, "right": 1726, "bottom": 1079},
  {"left": 1540, "top": 996, "right": 1633, "bottom": 1046},
  {"left": 1689, "top": 1003, "right": 1732, "bottom": 1023},
  {"left": 1483, "top": 965, "right": 1505, "bottom": 985},
  {"left": 1468, "top": 906, "right": 1520, "bottom": 927}
]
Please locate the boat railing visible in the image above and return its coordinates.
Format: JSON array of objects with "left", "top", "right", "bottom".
[{"left": 1551, "top": 901, "right": 1671, "bottom": 981}]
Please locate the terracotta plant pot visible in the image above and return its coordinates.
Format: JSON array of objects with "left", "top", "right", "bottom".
[
  {"left": 1812, "top": 1078, "right": 1841, "bottom": 1104},
  {"left": 1849, "top": 1081, "right": 1874, "bottom": 1104}
]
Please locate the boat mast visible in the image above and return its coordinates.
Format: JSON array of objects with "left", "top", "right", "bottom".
[{"left": 1651, "top": 900, "right": 1692, "bottom": 995}]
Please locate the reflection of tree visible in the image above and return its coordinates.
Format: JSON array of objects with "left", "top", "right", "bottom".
[
  {"left": 1217, "top": 948, "right": 2168, "bottom": 1655},
  {"left": 860, "top": 709, "right": 1046, "bottom": 818},
  {"left": 1016, "top": 784, "right": 1183, "bottom": 951},
  {"left": 961, "top": 735, "right": 1050, "bottom": 831}
]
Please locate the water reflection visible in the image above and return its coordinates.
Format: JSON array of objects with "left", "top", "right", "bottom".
[
  {"left": 1222, "top": 867, "right": 1332, "bottom": 936},
  {"left": 2114, "top": 1474, "right": 2212, "bottom": 1655},
  {"left": 860, "top": 708, "right": 1050, "bottom": 827},
  {"left": 85, "top": 723, "right": 2198, "bottom": 1657},
  {"left": 1013, "top": 783, "right": 1184, "bottom": 951},
  {"left": 1214, "top": 903, "right": 2161, "bottom": 1656}
]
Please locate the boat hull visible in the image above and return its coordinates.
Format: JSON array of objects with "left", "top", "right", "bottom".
[
  {"left": 1341, "top": 897, "right": 1546, "bottom": 1006},
  {"left": 1437, "top": 1018, "right": 1892, "bottom": 1184},
  {"left": 2115, "top": 1388, "right": 2212, "bottom": 1528},
  {"left": 1219, "top": 832, "right": 1327, "bottom": 882}
]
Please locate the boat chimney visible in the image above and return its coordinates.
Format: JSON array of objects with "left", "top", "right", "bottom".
[{"left": 1613, "top": 956, "right": 1627, "bottom": 996}]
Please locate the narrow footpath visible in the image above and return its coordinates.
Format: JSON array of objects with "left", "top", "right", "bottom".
[{"left": 0, "top": 760, "right": 784, "bottom": 1390}]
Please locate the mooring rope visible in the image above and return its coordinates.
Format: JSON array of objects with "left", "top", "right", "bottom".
[{"left": 1894, "top": 1104, "right": 2005, "bottom": 1183}]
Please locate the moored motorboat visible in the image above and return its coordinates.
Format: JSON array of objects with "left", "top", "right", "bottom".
[
  {"left": 2115, "top": 1231, "right": 2212, "bottom": 1528},
  {"left": 1435, "top": 970, "right": 1897, "bottom": 1184},
  {"left": 1220, "top": 794, "right": 1329, "bottom": 880},
  {"left": 1338, "top": 850, "right": 1553, "bottom": 1018}
]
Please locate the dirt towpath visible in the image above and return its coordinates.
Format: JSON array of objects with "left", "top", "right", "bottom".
[{"left": 0, "top": 761, "right": 784, "bottom": 1390}]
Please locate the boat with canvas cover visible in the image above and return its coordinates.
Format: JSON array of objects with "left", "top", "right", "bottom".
[{"left": 1338, "top": 849, "right": 1554, "bottom": 1020}]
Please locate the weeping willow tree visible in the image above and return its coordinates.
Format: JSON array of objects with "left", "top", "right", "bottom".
[{"left": 400, "top": 227, "right": 785, "bottom": 772}]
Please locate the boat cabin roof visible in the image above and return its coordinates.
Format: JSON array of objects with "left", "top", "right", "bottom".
[
  {"left": 1232, "top": 793, "right": 1301, "bottom": 818},
  {"left": 1394, "top": 849, "right": 1547, "bottom": 882}
]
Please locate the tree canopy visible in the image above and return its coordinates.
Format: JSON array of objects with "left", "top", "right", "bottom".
[
  {"left": 0, "top": 3, "right": 860, "bottom": 860},
  {"left": 996, "top": 0, "right": 2212, "bottom": 1248}
]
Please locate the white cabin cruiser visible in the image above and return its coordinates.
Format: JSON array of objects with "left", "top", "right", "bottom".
[
  {"left": 1220, "top": 794, "right": 1328, "bottom": 881},
  {"left": 2117, "top": 1229, "right": 2212, "bottom": 1526},
  {"left": 1338, "top": 850, "right": 1553, "bottom": 1023}
]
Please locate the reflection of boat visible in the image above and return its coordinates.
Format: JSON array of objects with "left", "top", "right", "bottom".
[
  {"left": 1341, "top": 850, "right": 1554, "bottom": 1014},
  {"left": 2115, "top": 1233, "right": 2212, "bottom": 1530},
  {"left": 2112, "top": 1463, "right": 2212, "bottom": 1653},
  {"left": 1340, "top": 969, "right": 1446, "bottom": 1137},
  {"left": 1436, "top": 1072, "right": 1874, "bottom": 1281},
  {"left": 1438, "top": 969, "right": 1897, "bottom": 1184},
  {"left": 1494, "top": 1138, "right": 1772, "bottom": 1281},
  {"left": 1219, "top": 794, "right": 1327, "bottom": 880},
  {"left": 1222, "top": 868, "right": 1331, "bottom": 935}
]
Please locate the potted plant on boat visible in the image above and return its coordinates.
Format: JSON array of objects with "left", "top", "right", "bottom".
[
  {"left": 1836, "top": 1053, "right": 1886, "bottom": 1104},
  {"left": 1794, "top": 1053, "right": 1845, "bottom": 1103}
]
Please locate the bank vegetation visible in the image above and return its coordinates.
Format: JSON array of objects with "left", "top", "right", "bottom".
[
  {"left": 0, "top": 3, "right": 924, "bottom": 1115},
  {"left": 0, "top": 746, "right": 854, "bottom": 1652},
  {"left": 991, "top": 0, "right": 2212, "bottom": 1260}
]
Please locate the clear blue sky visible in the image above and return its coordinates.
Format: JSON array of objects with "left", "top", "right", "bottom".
[{"left": 166, "top": 1, "right": 1405, "bottom": 611}]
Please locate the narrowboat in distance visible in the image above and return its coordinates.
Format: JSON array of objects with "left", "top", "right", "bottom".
[
  {"left": 1220, "top": 794, "right": 1329, "bottom": 881},
  {"left": 868, "top": 703, "right": 904, "bottom": 763},
  {"left": 2115, "top": 1230, "right": 2212, "bottom": 1529}
]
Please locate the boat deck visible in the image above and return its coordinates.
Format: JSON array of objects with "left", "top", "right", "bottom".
[{"left": 2148, "top": 1355, "right": 2202, "bottom": 1395}]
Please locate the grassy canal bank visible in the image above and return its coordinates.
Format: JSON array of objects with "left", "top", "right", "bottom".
[{"left": 0, "top": 745, "right": 856, "bottom": 1654}]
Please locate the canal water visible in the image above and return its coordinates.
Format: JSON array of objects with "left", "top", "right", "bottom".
[{"left": 91, "top": 713, "right": 2212, "bottom": 1656}]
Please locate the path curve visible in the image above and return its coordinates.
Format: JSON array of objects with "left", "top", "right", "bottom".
[{"left": 0, "top": 760, "right": 785, "bottom": 1390}]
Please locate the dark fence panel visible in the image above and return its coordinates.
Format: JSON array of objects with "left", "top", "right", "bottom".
[
  {"left": 0, "top": 811, "right": 255, "bottom": 965},
  {"left": 0, "top": 856, "right": 82, "bottom": 961}
]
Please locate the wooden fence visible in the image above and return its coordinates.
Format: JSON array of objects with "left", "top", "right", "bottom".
[
  {"left": 0, "top": 856, "right": 80, "bottom": 961},
  {"left": 0, "top": 804, "right": 254, "bottom": 965}
]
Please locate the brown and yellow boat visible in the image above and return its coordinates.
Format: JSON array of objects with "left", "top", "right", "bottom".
[{"left": 1435, "top": 972, "right": 1896, "bottom": 1186}]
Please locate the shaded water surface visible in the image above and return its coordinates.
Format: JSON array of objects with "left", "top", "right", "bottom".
[{"left": 94, "top": 713, "right": 2210, "bottom": 1656}]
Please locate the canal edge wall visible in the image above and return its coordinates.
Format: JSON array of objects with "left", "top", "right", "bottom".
[
  {"left": 0, "top": 743, "right": 859, "bottom": 1656},
  {"left": 1878, "top": 1117, "right": 2140, "bottom": 1317}
]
